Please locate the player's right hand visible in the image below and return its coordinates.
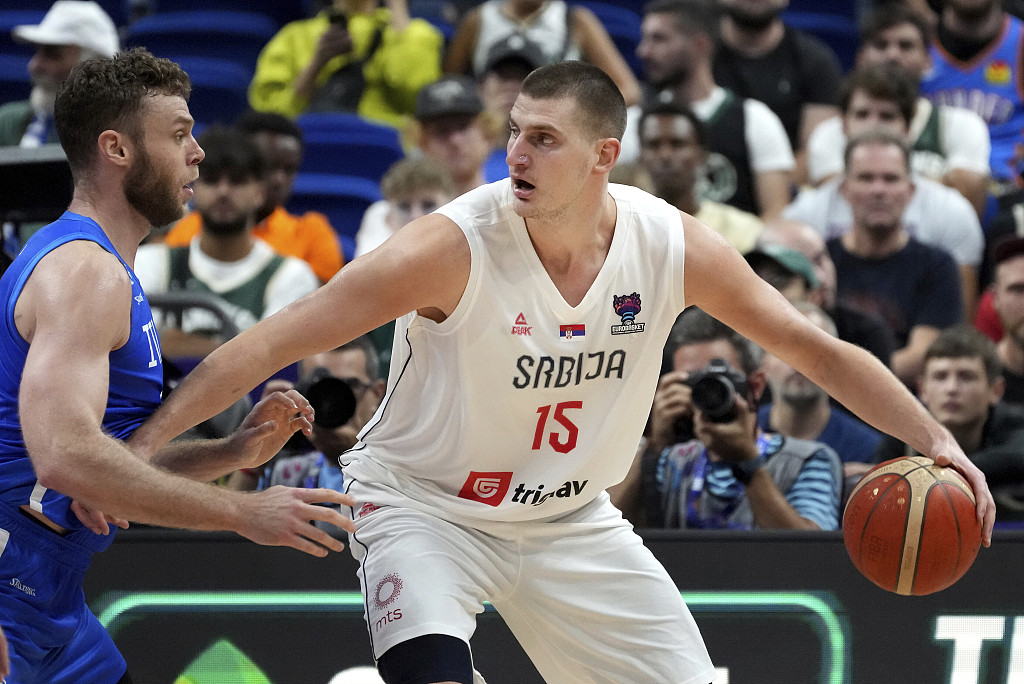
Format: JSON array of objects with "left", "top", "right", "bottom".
[{"left": 238, "top": 486, "right": 357, "bottom": 557}]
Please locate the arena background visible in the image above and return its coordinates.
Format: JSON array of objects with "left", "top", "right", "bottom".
[{"left": 83, "top": 528, "right": 1024, "bottom": 684}]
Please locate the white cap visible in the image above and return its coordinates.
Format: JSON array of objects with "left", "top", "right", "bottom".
[{"left": 13, "top": 1, "right": 119, "bottom": 57}]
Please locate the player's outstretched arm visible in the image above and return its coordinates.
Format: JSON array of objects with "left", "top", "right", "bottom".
[
  {"left": 131, "top": 213, "right": 471, "bottom": 457},
  {"left": 679, "top": 213, "right": 996, "bottom": 545},
  {"left": 17, "top": 243, "right": 355, "bottom": 554},
  {"left": 148, "top": 389, "right": 315, "bottom": 481}
]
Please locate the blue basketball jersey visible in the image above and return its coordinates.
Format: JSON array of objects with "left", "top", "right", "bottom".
[
  {"left": 920, "top": 15, "right": 1024, "bottom": 184},
  {"left": 0, "top": 211, "right": 163, "bottom": 551}
]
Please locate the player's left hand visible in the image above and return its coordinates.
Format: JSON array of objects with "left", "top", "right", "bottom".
[
  {"left": 70, "top": 500, "right": 129, "bottom": 535},
  {"left": 228, "top": 389, "right": 314, "bottom": 469},
  {"left": 932, "top": 434, "right": 995, "bottom": 547}
]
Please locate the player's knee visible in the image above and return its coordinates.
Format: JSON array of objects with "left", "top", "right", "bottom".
[{"left": 376, "top": 634, "right": 473, "bottom": 684}]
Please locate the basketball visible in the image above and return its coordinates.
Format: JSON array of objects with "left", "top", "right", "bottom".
[{"left": 842, "top": 456, "right": 982, "bottom": 596}]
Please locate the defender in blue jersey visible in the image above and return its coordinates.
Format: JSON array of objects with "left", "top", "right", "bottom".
[{"left": 0, "top": 49, "right": 354, "bottom": 683}]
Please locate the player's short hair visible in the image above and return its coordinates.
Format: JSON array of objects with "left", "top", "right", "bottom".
[
  {"left": 843, "top": 128, "right": 912, "bottom": 174},
  {"left": 665, "top": 306, "right": 764, "bottom": 376},
  {"left": 839, "top": 63, "right": 918, "bottom": 125},
  {"left": 55, "top": 47, "right": 190, "bottom": 174},
  {"left": 520, "top": 61, "right": 627, "bottom": 141},
  {"left": 924, "top": 325, "right": 1002, "bottom": 384}
]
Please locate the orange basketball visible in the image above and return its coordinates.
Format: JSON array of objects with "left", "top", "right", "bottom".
[{"left": 842, "top": 456, "right": 982, "bottom": 596}]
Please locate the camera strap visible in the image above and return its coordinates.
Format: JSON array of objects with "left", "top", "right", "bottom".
[{"left": 685, "top": 433, "right": 772, "bottom": 529}]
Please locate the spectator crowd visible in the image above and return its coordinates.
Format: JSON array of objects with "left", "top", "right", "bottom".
[{"left": 4, "top": 0, "right": 1024, "bottom": 541}]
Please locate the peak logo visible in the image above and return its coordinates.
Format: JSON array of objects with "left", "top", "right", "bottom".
[
  {"left": 511, "top": 312, "right": 532, "bottom": 336},
  {"left": 458, "top": 471, "right": 513, "bottom": 506}
]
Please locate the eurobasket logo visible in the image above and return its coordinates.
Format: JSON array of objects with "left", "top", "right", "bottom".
[
  {"left": 611, "top": 292, "right": 645, "bottom": 335},
  {"left": 458, "top": 471, "right": 513, "bottom": 506}
]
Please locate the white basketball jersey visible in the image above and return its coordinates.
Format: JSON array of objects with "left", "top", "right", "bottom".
[{"left": 342, "top": 181, "right": 688, "bottom": 523}]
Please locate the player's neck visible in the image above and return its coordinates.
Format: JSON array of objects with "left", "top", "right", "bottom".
[
  {"left": 524, "top": 192, "right": 616, "bottom": 307},
  {"left": 67, "top": 193, "right": 149, "bottom": 265}
]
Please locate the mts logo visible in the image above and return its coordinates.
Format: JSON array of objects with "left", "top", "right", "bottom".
[
  {"left": 937, "top": 615, "right": 1024, "bottom": 682},
  {"left": 458, "top": 471, "right": 513, "bottom": 506},
  {"left": 375, "top": 608, "right": 403, "bottom": 632}
]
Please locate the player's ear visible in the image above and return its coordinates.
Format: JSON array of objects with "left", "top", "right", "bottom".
[
  {"left": 595, "top": 137, "right": 620, "bottom": 174},
  {"left": 98, "top": 129, "right": 129, "bottom": 167}
]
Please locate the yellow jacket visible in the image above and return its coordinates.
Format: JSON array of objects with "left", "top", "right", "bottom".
[{"left": 249, "top": 9, "right": 443, "bottom": 127}]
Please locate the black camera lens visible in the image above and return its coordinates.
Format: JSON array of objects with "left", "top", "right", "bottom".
[
  {"left": 300, "top": 372, "right": 357, "bottom": 429},
  {"left": 683, "top": 358, "right": 749, "bottom": 423},
  {"left": 690, "top": 375, "right": 737, "bottom": 422}
]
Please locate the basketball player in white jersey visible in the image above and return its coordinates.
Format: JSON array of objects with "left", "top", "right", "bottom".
[{"left": 132, "top": 61, "right": 995, "bottom": 684}]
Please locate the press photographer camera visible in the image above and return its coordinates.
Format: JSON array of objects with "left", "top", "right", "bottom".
[
  {"left": 683, "top": 358, "right": 751, "bottom": 423},
  {"left": 294, "top": 367, "right": 358, "bottom": 429}
]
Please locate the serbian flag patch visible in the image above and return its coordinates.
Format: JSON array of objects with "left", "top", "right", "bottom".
[{"left": 559, "top": 324, "right": 586, "bottom": 339}]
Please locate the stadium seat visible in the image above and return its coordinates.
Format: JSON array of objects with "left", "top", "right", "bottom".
[
  {"left": 142, "top": 0, "right": 307, "bottom": 28},
  {"left": 124, "top": 11, "right": 278, "bottom": 71},
  {"left": 0, "top": 53, "right": 31, "bottom": 103},
  {"left": 167, "top": 56, "right": 252, "bottom": 128},
  {"left": 573, "top": 1, "right": 642, "bottom": 78},
  {"left": 295, "top": 112, "right": 405, "bottom": 182},
  {"left": 0, "top": 10, "right": 46, "bottom": 57},
  {"left": 288, "top": 173, "right": 383, "bottom": 262}
]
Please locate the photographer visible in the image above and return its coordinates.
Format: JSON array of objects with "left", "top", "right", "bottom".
[
  {"left": 609, "top": 307, "right": 842, "bottom": 530},
  {"left": 225, "top": 335, "right": 386, "bottom": 501}
]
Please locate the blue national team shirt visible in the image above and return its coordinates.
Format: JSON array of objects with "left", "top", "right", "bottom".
[
  {"left": 0, "top": 212, "right": 163, "bottom": 552},
  {"left": 920, "top": 15, "right": 1024, "bottom": 183}
]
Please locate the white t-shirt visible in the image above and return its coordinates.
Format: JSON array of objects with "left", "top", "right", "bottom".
[
  {"left": 342, "top": 181, "right": 688, "bottom": 524},
  {"left": 353, "top": 199, "right": 392, "bottom": 258},
  {"left": 783, "top": 174, "right": 984, "bottom": 266},
  {"left": 135, "top": 238, "right": 319, "bottom": 332},
  {"left": 621, "top": 87, "right": 796, "bottom": 173},
  {"left": 806, "top": 98, "right": 991, "bottom": 184}
]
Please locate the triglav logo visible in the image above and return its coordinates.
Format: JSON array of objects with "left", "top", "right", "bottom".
[
  {"left": 457, "top": 471, "right": 513, "bottom": 506},
  {"left": 611, "top": 292, "right": 645, "bottom": 335}
]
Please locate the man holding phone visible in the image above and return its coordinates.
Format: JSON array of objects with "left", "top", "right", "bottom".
[{"left": 249, "top": 0, "right": 444, "bottom": 126}]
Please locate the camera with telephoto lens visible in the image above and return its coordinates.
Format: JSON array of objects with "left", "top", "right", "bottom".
[
  {"left": 295, "top": 367, "right": 357, "bottom": 429},
  {"left": 683, "top": 358, "right": 750, "bottom": 423}
]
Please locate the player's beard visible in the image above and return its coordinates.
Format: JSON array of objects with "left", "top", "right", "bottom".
[{"left": 124, "top": 145, "right": 188, "bottom": 228}]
